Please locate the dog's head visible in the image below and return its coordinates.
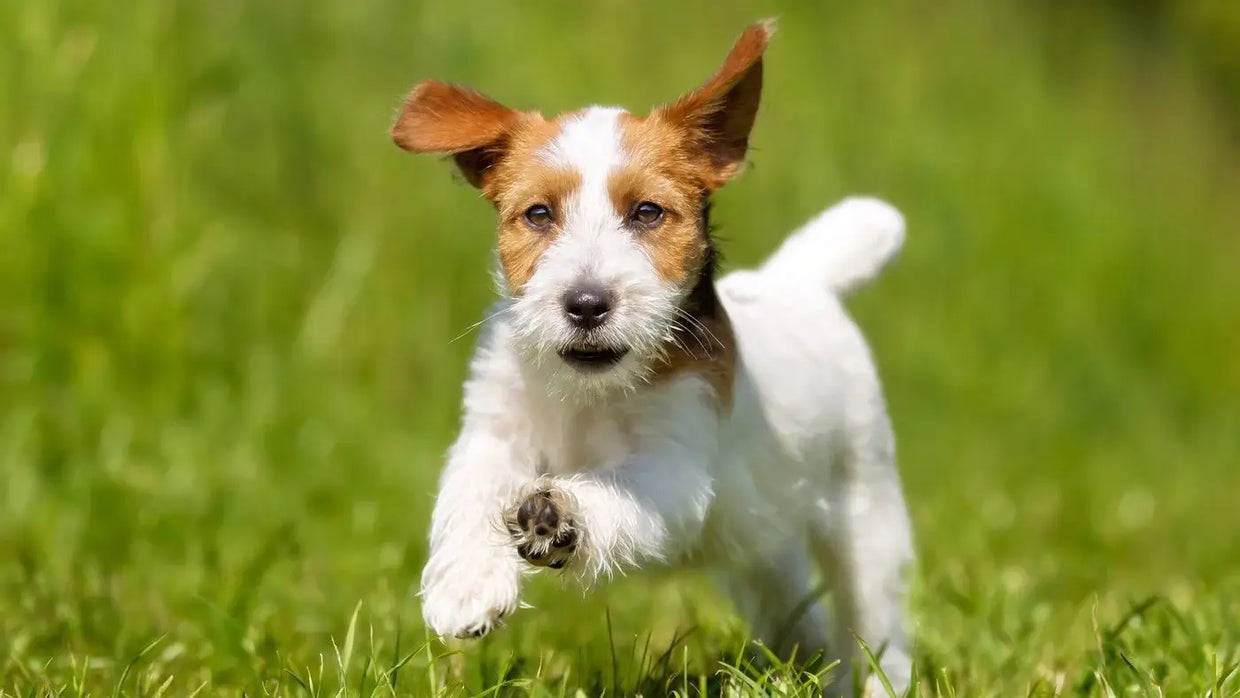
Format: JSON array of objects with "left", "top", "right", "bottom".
[{"left": 392, "top": 21, "right": 772, "bottom": 400}]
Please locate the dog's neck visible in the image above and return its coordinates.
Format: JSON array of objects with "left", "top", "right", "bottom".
[{"left": 651, "top": 196, "right": 737, "bottom": 409}]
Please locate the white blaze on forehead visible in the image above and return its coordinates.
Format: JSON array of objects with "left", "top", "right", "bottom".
[
  {"left": 539, "top": 107, "right": 638, "bottom": 283},
  {"left": 541, "top": 106, "right": 627, "bottom": 181}
]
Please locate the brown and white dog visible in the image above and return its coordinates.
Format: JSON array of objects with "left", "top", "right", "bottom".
[{"left": 392, "top": 21, "right": 914, "bottom": 693}]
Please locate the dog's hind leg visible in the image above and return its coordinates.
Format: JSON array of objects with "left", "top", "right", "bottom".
[
  {"left": 714, "top": 541, "right": 832, "bottom": 666},
  {"left": 809, "top": 410, "right": 914, "bottom": 695}
]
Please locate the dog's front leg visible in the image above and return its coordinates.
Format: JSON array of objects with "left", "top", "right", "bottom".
[
  {"left": 504, "top": 378, "right": 718, "bottom": 578},
  {"left": 420, "top": 425, "right": 531, "bottom": 639}
]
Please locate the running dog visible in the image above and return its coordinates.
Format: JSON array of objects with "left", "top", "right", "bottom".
[{"left": 392, "top": 20, "right": 915, "bottom": 693}]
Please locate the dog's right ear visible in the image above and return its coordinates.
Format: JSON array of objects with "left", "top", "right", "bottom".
[
  {"left": 391, "top": 80, "right": 519, "bottom": 188},
  {"left": 656, "top": 20, "right": 775, "bottom": 190}
]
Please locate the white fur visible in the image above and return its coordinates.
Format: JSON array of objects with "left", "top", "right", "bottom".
[
  {"left": 421, "top": 163, "right": 915, "bottom": 691},
  {"left": 761, "top": 197, "right": 906, "bottom": 296}
]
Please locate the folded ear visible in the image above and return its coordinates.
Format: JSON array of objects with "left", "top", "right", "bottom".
[
  {"left": 390, "top": 80, "right": 520, "bottom": 188},
  {"left": 657, "top": 19, "right": 775, "bottom": 188}
]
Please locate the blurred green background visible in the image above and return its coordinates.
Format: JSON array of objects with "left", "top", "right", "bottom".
[{"left": 2, "top": 0, "right": 1239, "bottom": 695}]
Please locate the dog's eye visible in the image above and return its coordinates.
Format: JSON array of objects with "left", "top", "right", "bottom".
[
  {"left": 630, "top": 201, "right": 664, "bottom": 227},
  {"left": 523, "top": 204, "right": 554, "bottom": 230}
]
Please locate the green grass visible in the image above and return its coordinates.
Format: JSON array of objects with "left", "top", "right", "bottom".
[{"left": 3, "top": 0, "right": 1240, "bottom": 695}]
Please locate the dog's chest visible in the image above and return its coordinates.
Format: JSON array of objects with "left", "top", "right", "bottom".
[{"left": 529, "top": 404, "right": 636, "bottom": 476}]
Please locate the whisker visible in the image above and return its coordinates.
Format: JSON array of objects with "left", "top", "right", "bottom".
[
  {"left": 669, "top": 321, "right": 707, "bottom": 359},
  {"left": 678, "top": 310, "right": 718, "bottom": 345},
  {"left": 685, "top": 314, "right": 724, "bottom": 352},
  {"left": 667, "top": 324, "right": 699, "bottom": 360},
  {"left": 673, "top": 309, "right": 719, "bottom": 356},
  {"left": 448, "top": 305, "right": 513, "bottom": 345}
]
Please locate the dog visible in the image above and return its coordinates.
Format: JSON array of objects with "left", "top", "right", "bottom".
[{"left": 391, "top": 20, "right": 915, "bottom": 694}]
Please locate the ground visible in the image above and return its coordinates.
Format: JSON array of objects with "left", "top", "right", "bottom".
[{"left": 3, "top": 1, "right": 1239, "bottom": 695}]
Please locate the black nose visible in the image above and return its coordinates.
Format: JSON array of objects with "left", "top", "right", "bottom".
[{"left": 562, "top": 284, "right": 614, "bottom": 330}]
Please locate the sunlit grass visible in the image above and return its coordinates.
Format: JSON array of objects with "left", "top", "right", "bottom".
[{"left": 2, "top": 0, "right": 1239, "bottom": 695}]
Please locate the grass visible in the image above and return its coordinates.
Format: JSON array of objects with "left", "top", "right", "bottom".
[{"left": 3, "top": 0, "right": 1240, "bottom": 695}]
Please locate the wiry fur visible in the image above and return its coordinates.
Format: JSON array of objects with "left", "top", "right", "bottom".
[{"left": 393, "top": 20, "right": 916, "bottom": 696}]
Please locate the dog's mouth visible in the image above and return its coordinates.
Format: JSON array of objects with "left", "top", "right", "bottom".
[{"left": 558, "top": 345, "right": 629, "bottom": 371}]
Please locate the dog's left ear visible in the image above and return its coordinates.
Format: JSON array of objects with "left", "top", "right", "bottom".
[{"left": 658, "top": 19, "right": 775, "bottom": 189}]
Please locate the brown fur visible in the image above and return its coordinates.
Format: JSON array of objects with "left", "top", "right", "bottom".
[
  {"left": 390, "top": 81, "right": 519, "bottom": 154},
  {"left": 656, "top": 20, "right": 772, "bottom": 188},
  {"left": 491, "top": 167, "right": 579, "bottom": 291},
  {"left": 477, "top": 115, "right": 584, "bottom": 293},
  {"left": 390, "top": 81, "right": 529, "bottom": 188}
]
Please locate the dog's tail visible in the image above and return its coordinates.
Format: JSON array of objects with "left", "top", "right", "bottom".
[{"left": 758, "top": 197, "right": 905, "bottom": 297}]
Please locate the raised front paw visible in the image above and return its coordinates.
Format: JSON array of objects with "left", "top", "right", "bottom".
[
  {"left": 504, "top": 488, "right": 579, "bottom": 569},
  {"left": 420, "top": 554, "right": 522, "bottom": 639}
]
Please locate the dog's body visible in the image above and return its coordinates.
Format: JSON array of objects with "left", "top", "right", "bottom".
[{"left": 394, "top": 22, "right": 914, "bottom": 694}]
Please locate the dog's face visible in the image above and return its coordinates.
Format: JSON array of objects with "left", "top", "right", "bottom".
[{"left": 392, "top": 22, "right": 771, "bottom": 399}]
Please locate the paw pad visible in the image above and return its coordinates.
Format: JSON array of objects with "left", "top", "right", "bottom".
[{"left": 505, "top": 488, "right": 578, "bottom": 569}]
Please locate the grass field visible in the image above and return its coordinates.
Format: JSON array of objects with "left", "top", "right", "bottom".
[{"left": 3, "top": 0, "right": 1240, "bottom": 695}]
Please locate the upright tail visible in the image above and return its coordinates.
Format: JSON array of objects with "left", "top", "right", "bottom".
[{"left": 759, "top": 197, "right": 906, "bottom": 296}]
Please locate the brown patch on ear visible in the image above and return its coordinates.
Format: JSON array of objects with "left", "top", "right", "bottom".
[
  {"left": 390, "top": 80, "right": 530, "bottom": 187},
  {"left": 656, "top": 19, "right": 775, "bottom": 189},
  {"left": 391, "top": 81, "right": 514, "bottom": 152}
]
